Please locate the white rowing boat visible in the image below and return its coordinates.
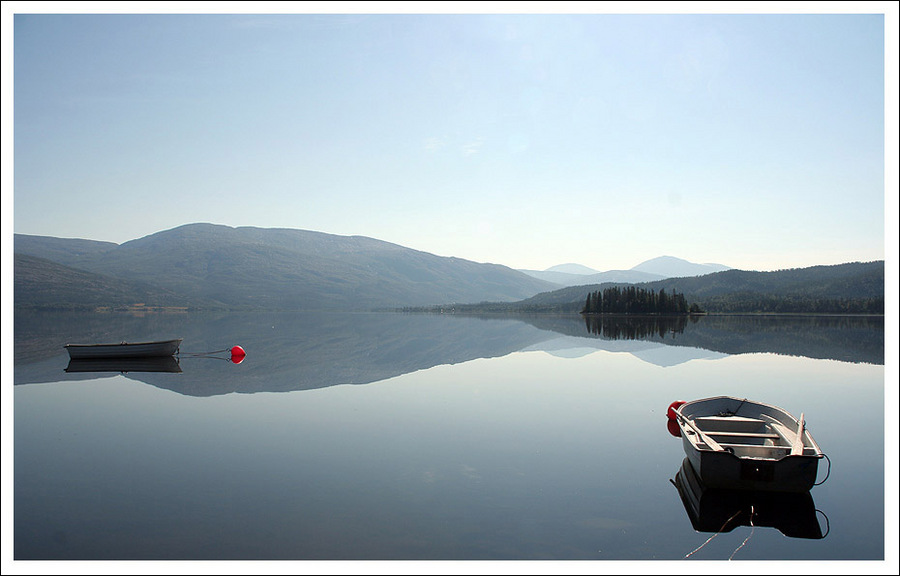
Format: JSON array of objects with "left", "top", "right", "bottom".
[{"left": 671, "top": 396, "right": 826, "bottom": 492}]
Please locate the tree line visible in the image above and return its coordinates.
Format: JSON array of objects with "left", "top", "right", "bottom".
[
  {"left": 699, "top": 293, "right": 884, "bottom": 314},
  {"left": 581, "top": 286, "right": 702, "bottom": 315}
]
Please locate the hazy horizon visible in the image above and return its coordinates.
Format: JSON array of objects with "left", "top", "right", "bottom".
[{"left": 5, "top": 4, "right": 897, "bottom": 274}]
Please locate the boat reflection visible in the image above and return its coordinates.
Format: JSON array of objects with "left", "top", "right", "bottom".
[
  {"left": 65, "top": 356, "right": 183, "bottom": 374},
  {"left": 672, "top": 458, "right": 827, "bottom": 540}
]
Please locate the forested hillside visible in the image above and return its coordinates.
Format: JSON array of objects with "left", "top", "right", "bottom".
[
  {"left": 411, "top": 261, "right": 885, "bottom": 315},
  {"left": 13, "top": 253, "right": 207, "bottom": 311}
]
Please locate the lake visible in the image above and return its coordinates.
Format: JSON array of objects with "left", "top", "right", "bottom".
[{"left": 11, "top": 311, "right": 887, "bottom": 563}]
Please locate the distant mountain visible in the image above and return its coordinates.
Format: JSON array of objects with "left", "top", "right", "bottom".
[
  {"left": 517, "top": 269, "right": 586, "bottom": 286},
  {"left": 518, "top": 267, "right": 665, "bottom": 286},
  {"left": 516, "top": 263, "right": 603, "bottom": 287},
  {"left": 519, "top": 255, "right": 727, "bottom": 287},
  {"left": 14, "top": 224, "right": 558, "bottom": 311},
  {"left": 578, "top": 269, "right": 667, "bottom": 285},
  {"left": 545, "top": 263, "right": 600, "bottom": 275},
  {"left": 631, "top": 255, "right": 731, "bottom": 278}
]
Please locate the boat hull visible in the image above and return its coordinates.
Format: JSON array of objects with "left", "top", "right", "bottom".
[
  {"left": 681, "top": 438, "right": 821, "bottom": 492},
  {"left": 65, "top": 338, "right": 183, "bottom": 360},
  {"left": 676, "top": 396, "right": 823, "bottom": 493}
]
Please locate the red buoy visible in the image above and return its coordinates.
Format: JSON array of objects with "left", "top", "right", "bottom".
[
  {"left": 667, "top": 400, "right": 686, "bottom": 421},
  {"left": 230, "top": 345, "right": 246, "bottom": 364},
  {"left": 667, "top": 418, "right": 682, "bottom": 438}
]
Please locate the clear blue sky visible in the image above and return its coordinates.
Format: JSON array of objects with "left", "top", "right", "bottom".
[{"left": 5, "top": 3, "right": 897, "bottom": 273}]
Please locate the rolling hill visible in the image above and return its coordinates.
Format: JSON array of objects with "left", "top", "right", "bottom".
[
  {"left": 426, "top": 261, "right": 885, "bottom": 315},
  {"left": 14, "top": 224, "right": 558, "bottom": 311},
  {"left": 13, "top": 253, "right": 206, "bottom": 310}
]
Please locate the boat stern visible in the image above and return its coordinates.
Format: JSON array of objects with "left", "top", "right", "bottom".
[{"left": 692, "top": 449, "right": 821, "bottom": 492}]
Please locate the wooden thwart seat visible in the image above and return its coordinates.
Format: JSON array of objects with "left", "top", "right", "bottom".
[
  {"left": 705, "top": 431, "right": 781, "bottom": 439},
  {"left": 693, "top": 415, "right": 770, "bottom": 434},
  {"left": 717, "top": 443, "right": 793, "bottom": 458},
  {"left": 696, "top": 416, "right": 766, "bottom": 423}
]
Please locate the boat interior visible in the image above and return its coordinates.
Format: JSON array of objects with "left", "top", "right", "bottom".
[{"left": 687, "top": 413, "right": 814, "bottom": 459}]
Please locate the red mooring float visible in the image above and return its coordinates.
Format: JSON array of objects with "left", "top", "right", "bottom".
[
  {"left": 666, "top": 418, "right": 682, "bottom": 438},
  {"left": 666, "top": 400, "right": 686, "bottom": 421}
]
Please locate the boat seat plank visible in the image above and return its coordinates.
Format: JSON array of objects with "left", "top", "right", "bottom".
[
  {"left": 717, "top": 443, "right": 793, "bottom": 457},
  {"left": 718, "top": 442, "right": 790, "bottom": 448},
  {"left": 695, "top": 416, "right": 766, "bottom": 424},
  {"left": 718, "top": 442, "right": 790, "bottom": 450},
  {"left": 706, "top": 431, "right": 781, "bottom": 439}
]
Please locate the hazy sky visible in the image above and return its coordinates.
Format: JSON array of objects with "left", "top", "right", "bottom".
[{"left": 6, "top": 3, "right": 897, "bottom": 273}]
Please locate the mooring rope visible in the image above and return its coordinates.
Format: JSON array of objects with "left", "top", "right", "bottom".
[
  {"left": 177, "top": 345, "right": 246, "bottom": 365},
  {"left": 179, "top": 348, "right": 231, "bottom": 358},
  {"left": 683, "top": 505, "right": 756, "bottom": 560},
  {"left": 684, "top": 509, "right": 743, "bottom": 559},
  {"left": 814, "top": 453, "right": 832, "bottom": 486},
  {"left": 728, "top": 505, "right": 755, "bottom": 560},
  {"left": 717, "top": 397, "right": 747, "bottom": 417}
]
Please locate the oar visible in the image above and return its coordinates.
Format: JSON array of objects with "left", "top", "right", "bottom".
[
  {"left": 675, "top": 411, "right": 725, "bottom": 452},
  {"left": 791, "top": 413, "right": 805, "bottom": 455}
]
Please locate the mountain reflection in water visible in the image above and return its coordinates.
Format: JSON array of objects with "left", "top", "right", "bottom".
[{"left": 13, "top": 311, "right": 883, "bottom": 397}]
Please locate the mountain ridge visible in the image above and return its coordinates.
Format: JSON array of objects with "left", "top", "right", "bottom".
[
  {"left": 13, "top": 224, "right": 884, "bottom": 314},
  {"left": 14, "top": 224, "right": 557, "bottom": 311},
  {"left": 446, "top": 260, "right": 885, "bottom": 315}
]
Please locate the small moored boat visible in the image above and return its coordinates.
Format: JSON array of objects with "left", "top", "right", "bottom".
[
  {"left": 64, "top": 338, "right": 183, "bottom": 360},
  {"left": 670, "top": 396, "right": 827, "bottom": 493}
]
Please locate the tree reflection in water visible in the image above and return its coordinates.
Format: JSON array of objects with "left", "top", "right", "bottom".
[{"left": 583, "top": 314, "right": 698, "bottom": 340}]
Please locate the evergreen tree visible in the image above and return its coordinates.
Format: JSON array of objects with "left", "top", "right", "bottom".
[{"left": 580, "top": 286, "right": 702, "bottom": 315}]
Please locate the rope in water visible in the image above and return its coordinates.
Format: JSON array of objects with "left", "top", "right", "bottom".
[
  {"left": 728, "top": 505, "right": 755, "bottom": 560},
  {"left": 814, "top": 453, "right": 832, "bottom": 486},
  {"left": 684, "top": 509, "right": 742, "bottom": 559},
  {"left": 684, "top": 505, "right": 759, "bottom": 560},
  {"left": 178, "top": 346, "right": 246, "bottom": 364},
  {"left": 180, "top": 348, "right": 232, "bottom": 358}
]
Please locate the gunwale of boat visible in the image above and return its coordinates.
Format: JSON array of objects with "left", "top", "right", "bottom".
[{"left": 676, "top": 396, "right": 823, "bottom": 461}]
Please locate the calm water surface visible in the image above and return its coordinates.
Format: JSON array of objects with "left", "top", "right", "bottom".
[{"left": 12, "top": 311, "right": 886, "bottom": 562}]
